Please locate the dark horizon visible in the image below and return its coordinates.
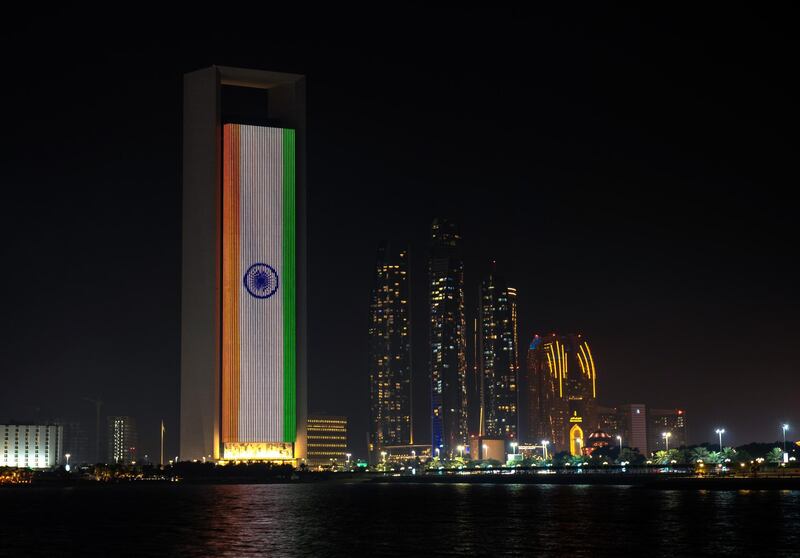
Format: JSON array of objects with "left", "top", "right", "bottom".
[{"left": 1, "top": 12, "right": 798, "bottom": 459}]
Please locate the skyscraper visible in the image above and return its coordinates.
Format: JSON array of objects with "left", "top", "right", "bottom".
[
  {"left": 107, "top": 416, "right": 137, "bottom": 464},
  {"left": 368, "top": 243, "right": 413, "bottom": 463},
  {"left": 429, "top": 218, "right": 468, "bottom": 457},
  {"left": 478, "top": 270, "right": 519, "bottom": 440},
  {"left": 525, "top": 333, "right": 597, "bottom": 455},
  {"left": 180, "top": 67, "right": 307, "bottom": 463}
]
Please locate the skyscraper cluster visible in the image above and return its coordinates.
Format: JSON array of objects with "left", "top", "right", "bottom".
[
  {"left": 367, "top": 218, "right": 689, "bottom": 462},
  {"left": 369, "top": 219, "right": 520, "bottom": 461}
]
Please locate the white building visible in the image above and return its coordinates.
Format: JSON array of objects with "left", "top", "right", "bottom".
[{"left": 0, "top": 424, "right": 63, "bottom": 469}]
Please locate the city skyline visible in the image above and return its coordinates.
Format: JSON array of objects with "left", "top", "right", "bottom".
[{"left": 1, "top": 17, "right": 798, "bottom": 460}]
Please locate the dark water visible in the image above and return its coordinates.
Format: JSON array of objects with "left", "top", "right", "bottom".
[{"left": 1, "top": 483, "right": 798, "bottom": 557}]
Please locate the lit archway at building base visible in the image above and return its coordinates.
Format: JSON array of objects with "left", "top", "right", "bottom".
[{"left": 570, "top": 424, "right": 584, "bottom": 457}]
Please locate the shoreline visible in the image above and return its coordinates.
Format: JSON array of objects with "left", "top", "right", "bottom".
[{"left": 4, "top": 472, "right": 800, "bottom": 490}]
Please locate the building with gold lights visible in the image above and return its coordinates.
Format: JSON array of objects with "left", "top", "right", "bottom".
[
  {"left": 478, "top": 271, "right": 519, "bottom": 441},
  {"left": 429, "top": 218, "right": 468, "bottom": 458},
  {"left": 306, "top": 415, "right": 348, "bottom": 467},
  {"left": 524, "top": 333, "right": 597, "bottom": 456},
  {"left": 368, "top": 243, "right": 413, "bottom": 464}
]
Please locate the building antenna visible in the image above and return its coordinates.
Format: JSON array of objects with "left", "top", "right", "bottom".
[{"left": 160, "top": 420, "right": 165, "bottom": 468}]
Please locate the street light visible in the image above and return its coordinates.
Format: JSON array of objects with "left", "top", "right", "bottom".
[
  {"left": 662, "top": 432, "right": 672, "bottom": 452},
  {"left": 65, "top": 453, "right": 71, "bottom": 472},
  {"left": 435, "top": 448, "right": 440, "bottom": 459},
  {"left": 782, "top": 424, "right": 789, "bottom": 454},
  {"left": 616, "top": 435, "right": 622, "bottom": 452},
  {"left": 345, "top": 453, "right": 351, "bottom": 467},
  {"left": 715, "top": 428, "right": 725, "bottom": 451},
  {"left": 510, "top": 442, "right": 518, "bottom": 455}
]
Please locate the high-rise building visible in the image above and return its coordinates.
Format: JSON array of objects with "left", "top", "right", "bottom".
[
  {"left": 0, "top": 424, "right": 63, "bottom": 469},
  {"left": 620, "top": 404, "right": 648, "bottom": 455},
  {"left": 597, "top": 405, "right": 624, "bottom": 438},
  {"left": 107, "top": 416, "right": 137, "bottom": 464},
  {"left": 648, "top": 408, "right": 687, "bottom": 452},
  {"left": 429, "top": 218, "right": 468, "bottom": 457},
  {"left": 368, "top": 243, "right": 413, "bottom": 463},
  {"left": 306, "top": 415, "right": 348, "bottom": 467},
  {"left": 597, "top": 404, "right": 686, "bottom": 456},
  {"left": 180, "top": 67, "right": 307, "bottom": 463},
  {"left": 478, "top": 270, "right": 519, "bottom": 440},
  {"left": 525, "top": 333, "right": 597, "bottom": 455}
]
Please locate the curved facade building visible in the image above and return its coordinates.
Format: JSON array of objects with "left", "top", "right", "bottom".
[{"left": 525, "top": 333, "right": 597, "bottom": 455}]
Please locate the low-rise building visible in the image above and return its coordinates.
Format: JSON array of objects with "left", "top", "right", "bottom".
[
  {"left": 0, "top": 424, "right": 63, "bottom": 469},
  {"left": 306, "top": 415, "right": 348, "bottom": 467}
]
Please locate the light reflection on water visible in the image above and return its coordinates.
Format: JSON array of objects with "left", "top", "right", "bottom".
[{"left": 0, "top": 483, "right": 798, "bottom": 557}]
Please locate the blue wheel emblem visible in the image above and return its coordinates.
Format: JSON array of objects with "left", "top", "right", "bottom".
[{"left": 243, "top": 263, "right": 279, "bottom": 299}]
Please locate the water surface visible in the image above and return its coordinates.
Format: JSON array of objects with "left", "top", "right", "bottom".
[{"left": 1, "top": 483, "right": 797, "bottom": 556}]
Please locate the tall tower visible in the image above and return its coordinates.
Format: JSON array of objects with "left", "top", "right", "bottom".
[
  {"left": 429, "top": 218, "right": 468, "bottom": 457},
  {"left": 368, "top": 243, "right": 413, "bottom": 463},
  {"left": 180, "top": 67, "right": 307, "bottom": 463},
  {"left": 478, "top": 270, "right": 519, "bottom": 440},
  {"left": 525, "top": 333, "right": 597, "bottom": 455},
  {"left": 107, "top": 416, "right": 138, "bottom": 464}
]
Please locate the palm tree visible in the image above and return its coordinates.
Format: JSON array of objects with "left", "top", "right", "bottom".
[
  {"left": 691, "top": 447, "right": 712, "bottom": 463},
  {"left": 651, "top": 450, "right": 670, "bottom": 465},
  {"left": 766, "top": 447, "right": 784, "bottom": 464}
]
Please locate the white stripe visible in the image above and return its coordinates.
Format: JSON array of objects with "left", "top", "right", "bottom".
[{"left": 238, "top": 125, "right": 284, "bottom": 441}]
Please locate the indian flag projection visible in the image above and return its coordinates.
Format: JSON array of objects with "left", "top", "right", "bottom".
[{"left": 222, "top": 124, "right": 296, "bottom": 461}]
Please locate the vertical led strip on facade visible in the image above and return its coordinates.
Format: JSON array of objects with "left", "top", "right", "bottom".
[
  {"left": 222, "top": 124, "right": 296, "bottom": 456},
  {"left": 282, "top": 128, "right": 297, "bottom": 444}
]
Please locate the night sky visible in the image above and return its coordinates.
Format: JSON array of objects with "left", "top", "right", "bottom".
[{"left": 1, "top": 11, "right": 798, "bottom": 459}]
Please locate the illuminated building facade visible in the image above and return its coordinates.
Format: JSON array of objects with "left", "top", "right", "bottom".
[
  {"left": 383, "top": 444, "right": 432, "bottom": 462},
  {"left": 525, "top": 333, "right": 597, "bottom": 455},
  {"left": 648, "top": 408, "right": 687, "bottom": 452},
  {"left": 0, "top": 424, "right": 62, "bottom": 469},
  {"left": 306, "top": 416, "right": 348, "bottom": 467},
  {"left": 469, "top": 436, "right": 506, "bottom": 462},
  {"left": 368, "top": 243, "right": 413, "bottom": 464},
  {"left": 107, "top": 416, "right": 137, "bottom": 464},
  {"left": 180, "top": 67, "right": 307, "bottom": 463},
  {"left": 429, "top": 218, "right": 468, "bottom": 458},
  {"left": 478, "top": 272, "right": 519, "bottom": 440},
  {"left": 598, "top": 404, "right": 686, "bottom": 456}
]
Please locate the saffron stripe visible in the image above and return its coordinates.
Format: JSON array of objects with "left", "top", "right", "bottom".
[{"left": 222, "top": 124, "right": 241, "bottom": 444}]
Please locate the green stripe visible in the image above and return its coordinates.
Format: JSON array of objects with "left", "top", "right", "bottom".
[{"left": 282, "top": 129, "right": 296, "bottom": 444}]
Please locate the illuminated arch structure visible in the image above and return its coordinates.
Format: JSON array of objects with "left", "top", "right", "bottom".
[{"left": 525, "top": 333, "right": 597, "bottom": 456}]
